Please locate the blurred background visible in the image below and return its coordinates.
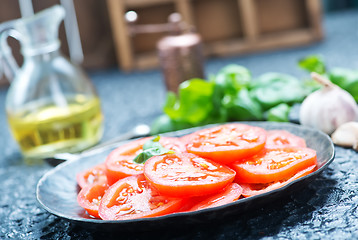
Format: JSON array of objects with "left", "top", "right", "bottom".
[{"left": 0, "top": 0, "right": 357, "bottom": 87}]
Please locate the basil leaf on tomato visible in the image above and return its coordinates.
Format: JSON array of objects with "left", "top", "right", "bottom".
[{"left": 133, "top": 136, "right": 174, "bottom": 164}]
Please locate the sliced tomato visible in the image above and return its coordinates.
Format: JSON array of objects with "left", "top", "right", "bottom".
[
  {"left": 265, "top": 130, "right": 306, "bottom": 149},
  {"left": 105, "top": 137, "right": 185, "bottom": 185},
  {"left": 98, "top": 174, "right": 184, "bottom": 220},
  {"left": 184, "top": 123, "right": 267, "bottom": 164},
  {"left": 105, "top": 138, "right": 148, "bottom": 185},
  {"left": 231, "top": 147, "right": 317, "bottom": 184},
  {"left": 187, "top": 183, "right": 243, "bottom": 212},
  {"left": 76, "top": 163, "right": 108, "bottom": 189},
  {"left": 159, "top": 137, "right": 187, "bottom": 153},
  {"left": 240, "top": 165, "right": 316, "bottom": 197},
  {"left": 144, "top": 152, "right": 236, "bottom": 198},
  {"left": 77, "top": 182, "right": 109, "bottom": 218}
]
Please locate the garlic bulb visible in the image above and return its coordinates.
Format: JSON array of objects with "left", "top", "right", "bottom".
[{"left": 299, "top": 72, "right": 358, "bottom": 135}]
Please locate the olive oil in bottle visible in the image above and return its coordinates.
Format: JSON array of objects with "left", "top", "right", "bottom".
[
  {"left": 7, "top": 95, "right": 103, "bottom": 159},
  {"left": 1, "top": 6, "right": 104, "bottom": 162}
]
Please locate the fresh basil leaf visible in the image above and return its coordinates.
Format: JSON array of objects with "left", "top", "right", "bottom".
[
  {"left": 250, "top": 73, "right": 307, "bottom": 110},
  {"left": 329, "top": 67, "right": 356, "bottom": 88},
  {"left": 298, "top": 55, "right": 326, "bottom": 74},
  {"left": 329, "top": 68, "right": 358, "bottom": 102},
  {"left": 302, "top": 78, "right": 321, "bottom": 93},
  {"left": 163, "top": 79, "right": 215, "bottom": 124},
  {"left": 164, "top": 92, "right": 178, "bottom": 111},
  {"left": 344, "top": 81, "right": 358, "bottom": 102},
  {"left": 150, "top": 114, "right": 193, "bottom": 134},
  {"left": 213, "top": 64, "right": 251, "bottom": 96},
  {"left": 143, "top": 135, "right": 160, "bottom": 149},
  {"left": 133, "top": 136, "right": 174, "bottom": 164},
  {"left": 209, "top": 84, "right": 229, "bottom": 123},
  {"left": 223, "top": 88, "right": 263, "bottom": 121},
  {"left": 266, "top": 103, "right": 291, "bottom": 122},
  {"left": 211, "top": 65, "right": 252, "bottom": 122}
]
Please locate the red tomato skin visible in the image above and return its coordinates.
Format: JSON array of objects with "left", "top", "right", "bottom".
[
  {"left": 76, "top": 163, "right": 107, "bottom": 189},
  {"left": 184, "top": 123, "right": 267, "bottom": 164},
  {"left": 77, "top": 183, "right": 109, "bottom": 218},
  {"left": 105, "top": 137, "right": 186, "bottom": 185},
  {"left": 159, "top": 137, "right": 187, "bottom": 153},
  {"left": 231, "top": 147, "right": 317, "bottom": 184},
  {"left": 105, "top": 138, "right": 148, "bottom": 185},
  {"left": 265, "top": 130, "right": 306, "bottom": 149},
  {"left": 98, "top": 174, "right": 184, "bottom": 220},
  {"left": 144, "top": 152, "right": 236, "bottom": 198},
  {"left": 187, "top": 183, "right": 243, "bottom": 212},
  {"left": 240, "top": 165, "right": 316, "bottom": 197}
]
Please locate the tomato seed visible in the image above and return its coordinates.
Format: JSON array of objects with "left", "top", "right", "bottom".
[{"left": 199, "top": 163, "right": 209, "bottom": 169}]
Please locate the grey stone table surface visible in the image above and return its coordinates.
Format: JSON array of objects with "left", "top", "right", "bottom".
[{"left": 1, "top": 10, "right": 358, "bottom": 240}]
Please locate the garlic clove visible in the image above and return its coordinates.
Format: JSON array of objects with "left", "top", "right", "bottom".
[
  {"left": 353, "top": 141, "right": 358, "bottom": 151},
  {"left": 331, "top": 121, "right": 358, "bottom": 147}
]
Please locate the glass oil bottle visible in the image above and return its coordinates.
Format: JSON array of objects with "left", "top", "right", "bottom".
[{"left": 0, "top": 5, "right": 103, "bottom": 161}]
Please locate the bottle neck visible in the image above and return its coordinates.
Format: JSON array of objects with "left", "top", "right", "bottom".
[{"left": 21, "top": 40, "right": 61, "bottom": 57}]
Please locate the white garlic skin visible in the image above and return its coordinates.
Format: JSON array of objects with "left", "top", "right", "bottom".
[
  {"left": 331, "top": 121, "right": 358, "bottom": 147},
  {"left": 299, "top": 87, "right": 358, "bottom": 134}
]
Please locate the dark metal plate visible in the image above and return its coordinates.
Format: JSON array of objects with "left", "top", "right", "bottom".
[{"left": 36, "top": 122, "right": 335, "bottom": 232}]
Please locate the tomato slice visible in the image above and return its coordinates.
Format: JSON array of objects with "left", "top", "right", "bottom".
[
  {"left": 265, "top": 130, "right": 306, "bottom": 149},
  {"left": 159, "top": 137, "right": 187, "bottom": 153},
  {"left": 98, "top": 174, "right": 184, "bottom": 220},
  {"left": 77, "top": 182, "right": 109, "bottom": 218},
  {"left": 187, "top": 183, "right": 243, "bottom": 212},
  {"left": 144, "top": 152, "right": 236, "bottom": 198},
  {"left": 105, "top": 138, "right": 148, "bottom": 185},
  {"left": 105, "top": 137, "right": 186, "bottom": 185},
  {"left": 240, "top": 165, "right": 316, "bottom": 197},
  {"left": 76, "top": 163, "right": 108, "bottom": 189},
  {"left": 184, "top": 123, "right": 267, "bottom": 164},
  {"left": 231, "top": 147, "right": 317, "bottom": 184}
]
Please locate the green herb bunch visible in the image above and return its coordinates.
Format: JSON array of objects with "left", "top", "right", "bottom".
[
  {"left": 152, "top": 63, "right": 313, "bottom": 134},
  {"left": 152, "top": 55, "right": 358, "bottom": 134}
]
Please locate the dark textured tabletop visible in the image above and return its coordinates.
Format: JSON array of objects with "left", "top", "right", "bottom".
[{"left": 1, "top": 10, "right": 358, "bottom": 240}]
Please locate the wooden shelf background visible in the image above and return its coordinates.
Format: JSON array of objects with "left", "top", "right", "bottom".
[{"left": 108, "top": 0, "right": 323, "bottom": 71}]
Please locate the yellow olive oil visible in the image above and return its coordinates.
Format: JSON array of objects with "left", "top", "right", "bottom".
[{"left": 7, "top": 95, "right": 103, "bottom": 159}]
